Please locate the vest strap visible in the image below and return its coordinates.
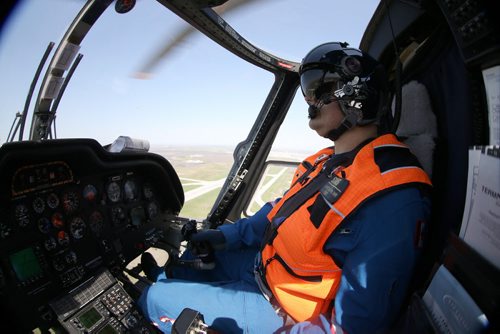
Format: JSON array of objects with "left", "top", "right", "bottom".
[
  {"left": 274, "top": 152, "right": 356, "bottom": 220},
  {"left": 275, "top": 172, "right": 329, "bottom": 221},
  {"left": 308, "top": 195, "right": 331, "bottom": 229},
  {"left": 262, "top": 142, "right": 367, "bottom": 246}
]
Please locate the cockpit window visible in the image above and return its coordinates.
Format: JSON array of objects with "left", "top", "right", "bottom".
[{"left": 0, "top": 0, "right": 379, "bottom": 221}]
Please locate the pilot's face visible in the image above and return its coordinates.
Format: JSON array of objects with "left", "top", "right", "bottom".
[{"left": 306, "top": 97, "right": 344, "bottom": 138}]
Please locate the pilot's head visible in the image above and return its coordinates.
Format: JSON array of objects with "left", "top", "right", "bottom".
[{"left": 299, "top": 42, "right": 388, "bottom": 141}]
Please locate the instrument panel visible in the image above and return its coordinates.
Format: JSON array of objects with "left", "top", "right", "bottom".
[
  {"left": 6, "top": 167, "right": 162, "bottom": 287},
  {"left": 0, "top": 138, "right": 184, "bottom": 332}
]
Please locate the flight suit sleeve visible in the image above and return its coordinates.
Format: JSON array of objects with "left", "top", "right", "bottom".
[{"left": 218, "top": 201, "right": 277, "bottom": 250}]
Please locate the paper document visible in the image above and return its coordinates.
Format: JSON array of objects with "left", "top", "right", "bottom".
[
  {"left": 53, "top": 42, "right": 81, "bottom": 71},
  {"left": 460, "top": 146, "right": 500, "bottom": 270},
  {"left": 40, "top": 75, "right": 64, "bottom": 100},
  {"left": 482, "top": 66, "right": 500, "bottom": 145}
]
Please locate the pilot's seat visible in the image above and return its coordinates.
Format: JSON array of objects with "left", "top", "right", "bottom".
[{"left": 389, "top": 80, "right": 440, "bottom": 333}]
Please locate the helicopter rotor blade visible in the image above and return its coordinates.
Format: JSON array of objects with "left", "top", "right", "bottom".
[
  {"left": 133, "top": 26, "right": 194, "bottom": 79},
  {"left": 133, "top": 0, "right": 262, "bottom": 79}
]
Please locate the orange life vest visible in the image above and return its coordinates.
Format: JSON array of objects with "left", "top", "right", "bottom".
[{"left": 260, "top": 134, "right": 432, "bottom": 322}]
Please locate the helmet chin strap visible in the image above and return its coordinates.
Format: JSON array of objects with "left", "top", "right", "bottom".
[{"left": 326, "top": 109, "right": 360, "bottom": 141}]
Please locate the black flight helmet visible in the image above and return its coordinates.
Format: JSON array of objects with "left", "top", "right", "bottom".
[{"left": 299, "top": 42, "right": 388, "bottom": 139}]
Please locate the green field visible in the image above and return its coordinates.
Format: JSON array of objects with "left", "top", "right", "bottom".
[
  {"left": 246, "top": 165, "right": 296, "bottom": 214},
  {"left": 152, "top": 146, "right": 233, "bottom": 219},
  {"left": 152, "top": 145, "right": 301, "bottom": 219}
]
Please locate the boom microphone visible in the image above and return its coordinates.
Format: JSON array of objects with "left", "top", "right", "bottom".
[
  {"left": 308, "top": 105, "right": 320, "bottom": 119},
  {"left": 308, "top": 94, "right": 335, "bottom": 119}
]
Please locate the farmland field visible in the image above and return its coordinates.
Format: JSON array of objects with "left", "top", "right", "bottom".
[{"left": 151, "top": 145, "right": 305, "bottom": 220}]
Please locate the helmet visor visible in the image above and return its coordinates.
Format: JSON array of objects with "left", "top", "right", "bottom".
[{"left": 300, "top": 68, "right": 341, "bottom": 99}]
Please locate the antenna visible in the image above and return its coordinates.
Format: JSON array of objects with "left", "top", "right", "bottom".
[
  {"left": 6, "top": 112, "right": 21, "bottom": 143},
  {"left": 30, "top": 0, "right": 114, "bottom": 141}
]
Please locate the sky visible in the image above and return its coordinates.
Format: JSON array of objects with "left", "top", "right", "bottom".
[{"left": 0, "top": 0, "right": 380, "bottom": 152}]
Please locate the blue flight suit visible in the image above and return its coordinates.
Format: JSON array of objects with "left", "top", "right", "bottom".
[{"left": 138, "top": 186, "right": 431, "bottom": 333}]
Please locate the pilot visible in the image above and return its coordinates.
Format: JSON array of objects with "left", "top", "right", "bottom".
[{"left": 138, "top": 42, "right": 432, "bottom": 334}]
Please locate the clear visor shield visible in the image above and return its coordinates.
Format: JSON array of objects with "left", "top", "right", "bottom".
[{"left": 300, "top": 68, "right": 341, "bottom": 99}]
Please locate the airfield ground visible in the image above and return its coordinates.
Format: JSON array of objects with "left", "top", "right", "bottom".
[{"left": 151, "top": 145, "right": 303, "bottom": 219}]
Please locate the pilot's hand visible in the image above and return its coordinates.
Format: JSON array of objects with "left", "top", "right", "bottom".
[{"left": 190, "top": 229, "right": 226, "bottom": 250}]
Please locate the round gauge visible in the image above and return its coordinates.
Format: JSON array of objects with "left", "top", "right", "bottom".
[
  {"left": 147, "top": 202, "right": 159, "bottom": 220},
  {"left": 46, "top": 193, "right": 60, "bottom": 209},
  {"left": 124, "top": 180, "right": 139, "bottom": 201},
  {"left": 44, "top": 237, "right": 57, "bottom": 251},
  {"left": 110, "top": 206, "right": 127, "bottom": 227},
  {"left": 32, "top": 196, "right": 45, "bottom": 214},
  {"left": 125, "top": 314, "right": 139, "bottom": 328},
  {"left": 89, "top": 211, "right": 104, "bottom": 236},
  {"left": 106, "top": 181, "right": 121, "bottom": 203},
  {"left": 57, "top": 230, "right": 70, "bottom": 247},
  {"left": 65, "top": 251, "right": 78, "bottom": 265},
  {"left": 37, "top": 217, "right": 51, "bottom": 234},
  {"left": 51, "top": 212, "right": 64, "bottom": 229},
  {"left": 62, "top": 191, "right": 79, "bottom": 213},
  {"left": 69, "top": 217, "right": 86, "bottom": 240},
  {"left": 82, "top": 184, "right": 98, "bottom": 202},
  {"left": 52, "top": 257, "right": 65, "bottom": 272},
  {"left": 143, "top": 183, "right": 154, "bottom": 200},
  {"left": 14, "top": 204, "right": 30, "bottom": 227}
]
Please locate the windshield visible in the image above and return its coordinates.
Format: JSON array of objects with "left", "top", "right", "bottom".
[{"left": 0, "top": 0, "right": 379, "bottom": 218}]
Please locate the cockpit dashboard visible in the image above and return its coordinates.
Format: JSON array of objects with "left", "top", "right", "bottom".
[{"left": 0, "top": 139, "right": 185, "bottom": 333}]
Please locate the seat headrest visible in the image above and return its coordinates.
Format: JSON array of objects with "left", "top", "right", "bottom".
[
  {"left": 392, "top": 80, "right": 438, "bottom": 177},
  {"left": 393, "top": 81, "right": 438, "bottom": 137}
]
